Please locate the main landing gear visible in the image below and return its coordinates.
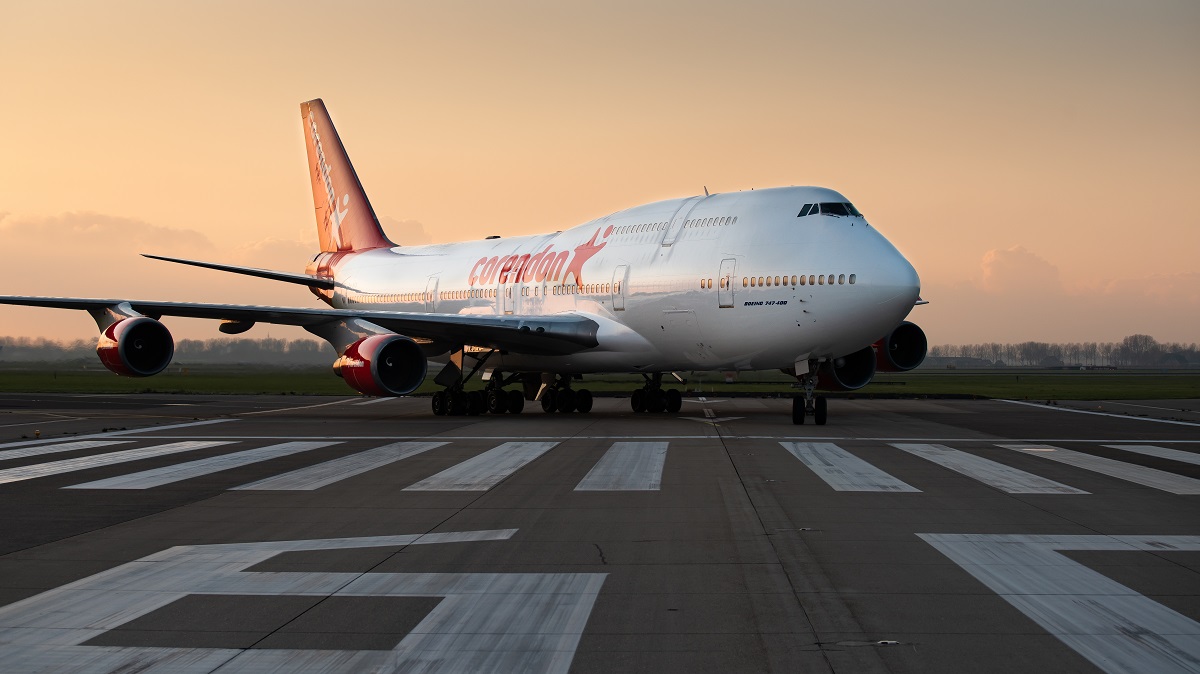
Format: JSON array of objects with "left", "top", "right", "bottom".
[
  {"left": 792, "top": 368, "right": 828, "bottom": 425},
  {"left": 630, "top": 373, "right": 682, "bottom": 414},
  {"left": 431, "top": 348, "right": 525, "bottom": 417},
  {"left": 539, "top": 376, "right": 594, "bottom": 414}
]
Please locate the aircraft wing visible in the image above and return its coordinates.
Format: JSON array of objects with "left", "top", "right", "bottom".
[{"left": 0, "top": 296, "right": 600, "bottom": 356}]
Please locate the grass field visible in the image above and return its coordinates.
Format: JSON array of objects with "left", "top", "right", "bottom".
[{"left": 0, "top": 362, "right": 1196, "bottom": 400}]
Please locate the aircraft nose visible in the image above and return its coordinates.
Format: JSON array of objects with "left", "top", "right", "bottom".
[{"left": 875, "top": 249, "right": 921, "bottom": 309}]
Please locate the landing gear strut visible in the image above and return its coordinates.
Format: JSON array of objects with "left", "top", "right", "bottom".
[
  {"left": 538, "top": 375, "right": 594, "bottom": 414},
  {"left": 630, "top": 373, "right": 682, "bottom": 414},
  {"left": 792, "top": 366, "right": 828, "bottom": 425}
]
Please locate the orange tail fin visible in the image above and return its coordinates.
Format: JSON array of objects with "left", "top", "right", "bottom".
[{"left": 301, "top": 99, "right": 394, "bottom": 252}]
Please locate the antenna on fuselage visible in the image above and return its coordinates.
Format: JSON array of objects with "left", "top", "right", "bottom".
[{"left": 703, "top": 186, "right": 709, "bottom": 196}]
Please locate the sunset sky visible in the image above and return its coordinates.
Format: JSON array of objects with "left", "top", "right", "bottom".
[{"left": 2, "top": 1, "right": 1197, "bottom": 346}]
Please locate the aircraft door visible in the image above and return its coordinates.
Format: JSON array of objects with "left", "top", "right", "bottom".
[
  {"left": 661, "top": 196, "right": 704, "bottom": 247},
  {"left": 503, "top": 284, "right": 514, "bottom": 314},
  {"left": 718, "top": 258, "right": 736, "bottom": 308},
  {"left": 425, "top": 276, "right": 439, "bottom": 312},
  {"left": 612, "top": 265, "right": 628, "bottom": 311}
]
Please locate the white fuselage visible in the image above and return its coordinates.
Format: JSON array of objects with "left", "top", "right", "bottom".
[{"left": 324, "top": 186, "right": 921, "bottom": 373}]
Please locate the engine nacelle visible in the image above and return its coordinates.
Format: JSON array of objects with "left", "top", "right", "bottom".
[
  {"left": 817, "top": 346, "right": 877, "bottom": 391},
  {"left": 333, "top": 334, "right": 427, "bottom": 396},
  {"left": 96, "top": 317, "right": 174, "bottom": 377},
  {"left": 873, "top": 321, "right": 927, "bottom": 372}
]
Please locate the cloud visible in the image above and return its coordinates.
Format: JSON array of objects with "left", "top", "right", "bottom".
[
  {"left": 379, "top": 216, "right": 433, "bottom": 246},
  {"left": 0, "top": 211, "right": 216, "bottom": 257},
  {"left": 980, "top": 245, "right": 1060, "bottom": 294},
  {"left": 918, "top": 246, "right": 1199, "bottom": 344}
]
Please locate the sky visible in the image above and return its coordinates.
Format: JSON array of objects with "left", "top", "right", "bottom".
[{"left": 1, "top": 0, "right": 1197, "bottom": 346}]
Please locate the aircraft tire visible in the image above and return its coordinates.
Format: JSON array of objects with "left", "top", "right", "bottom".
[
  {"left": 486, "top": 389, "right": 508, "bottom": 414},
  {"left": 814, "top": 396, "right": 828, "bottom": 425},
  {"left": 432, "top": 391, "right": 447, "bottom": 416},
  {"left": 665, "top": 389, "right": 682, "bottom": 413},
  {"left": 541, "top": 389, "right": 557, "bottom": 413},
  {"left": 646, "top": 389, "right": 666, "bottom": 413},
  {"left": 467, "top": 391, "right": 485, "bottom": 416},
  {"left": 507, "top": 389, "right": 525, "bottom": 414},
  {"left": 449, "top": 391, "right": 468, "bottom": 416},
  {"left": 792, "top": 396, "right": 805, "bottom": 425},
  {"left": 556, "top": 388, "right": 576, "bottom": 413},
  {"left": 575, "top": 389, "right": 593, "bottom": 413},
  {"left": 631, "top": 389, "right": 647, "bottom": 413}
]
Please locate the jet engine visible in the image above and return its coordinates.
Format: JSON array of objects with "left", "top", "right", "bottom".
[
  {"left": 96, "top": 316, "right": 175, "bottom": 377},
  {"left": 874, "top": 321, "right": 927, "bottom": 372},
  {"left": 818, "top": 346, "right": 877, "bottom": 391},
  {"left": 333, "top": 334, "right": 427, "bottom": 396}
]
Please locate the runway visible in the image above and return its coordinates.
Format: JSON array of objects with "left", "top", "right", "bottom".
[{"left": 0, "top": 393, "right": 1197, "bottom": 673}]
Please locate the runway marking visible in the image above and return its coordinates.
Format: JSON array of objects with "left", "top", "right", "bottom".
[
  {"left": 920, "top": 533, "right": 1200, "bottom": 674},
  {"left": 404, "top": 441, "right": 559, "bottom": 491},
  {"left": 680, "top": 416, "right": 743, "bottom": 425},
  {"left": 999, "top": 444, "right": 1200, "bottom": 495},
  {"left": 1000, "top": 399, "right": 1200, "bottom": 427},
  {"left": 65, "top": 441, "right": 339, "bottom": 490},
  {"left": 237, "top": 397, "right": 358, "bottom": 416},
  {"left": 575, "top": 442, "right": 668, "bottom": 491},
  {"left": 0, "top": 439, "right": 133, "bottom": 462},
  {"left": 353, "top": 397, "right": 397, "bottom": 406},
  {"left": 781, "top": 442, "right": 920, "bottom": 492},
  {"left": 0, "top": 415, "right": 84, "bottom": 429},
  {"left": 1105, "top": 444, "right": 1200, "bottom": 467},
  {"left": 232, "top": 441, "right": 449, "bottom": 490},
  {"left": 0, "top": 529, "right": 603, "bottom": 673},
  {"left": 0, "top": 418, "right": 234, "bottom": 450},
  {"left": 1100, "top": 401, "right": 1200, "bottom": 414},
  {"left": 891, "top": 443, "right": 1087, "bottom": 494},
  {"left": 115, "top": 434, "right": 1200, "bottom": 443},
  {"left": 0, "top": 441, "right": 236, "bottom": 485}
]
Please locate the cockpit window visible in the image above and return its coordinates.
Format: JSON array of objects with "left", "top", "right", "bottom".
[{"left": 798, "top": 202, "right": 862, "bottom": 218}]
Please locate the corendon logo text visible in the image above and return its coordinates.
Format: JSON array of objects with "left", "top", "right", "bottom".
[
  {"left": 468, "top": 225, "right": 612, "bottom": 287},
  {"left": 308, "top": 111, "right": 350, "bottom": 249}
]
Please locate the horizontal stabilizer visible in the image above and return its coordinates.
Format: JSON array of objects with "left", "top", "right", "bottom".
[{"left": 142, "top": 254, "right": 335, "bottom": 290}]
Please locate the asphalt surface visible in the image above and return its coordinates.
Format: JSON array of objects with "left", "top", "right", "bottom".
[{"left": 0, "top": 392, "right": 1197, "bottom": 673}]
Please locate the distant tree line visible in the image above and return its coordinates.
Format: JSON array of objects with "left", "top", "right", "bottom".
[
  {"left": 927, "top": 334, "right": 1200, "bottom": 368},
  {"left": 0, "top": 336, "right": 335, "bottom": 365}
]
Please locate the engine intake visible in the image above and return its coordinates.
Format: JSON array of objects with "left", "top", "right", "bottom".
[
  {"left": 874, "top": 321, "right": 927, "bottom": 372},
  {"left": 334, "top": 334, "right": 427, "bottom": 396},
  {"left": 96, "top": 317, "right": 174, "bottom": 377},
  {"left": 818, "top": 346, "right": 877, "bottom": 391}
]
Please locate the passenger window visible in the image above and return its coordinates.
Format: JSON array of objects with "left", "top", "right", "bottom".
[
  {"left": 700, "top": 279, "right": 705, "bottom": 289},
  {"left": 750, "top": 277, "right": 756, "bottom": 287},
  {"left": 791, "top": 275, "right": 798, "bottom": 285},
  {"left": 758, "top": 277, "right": 765, "bottom": 286},
  {"left": 849, "top": 274, "right": 856, "bottom": 284},
  {"left": 775, "top": 276, "right": 781, "bottom": 286},
  {"left": 818, "top": 276, "right": 824, "bottom": 285},
  {"left": 720, "top": 277, "right": 727, "bottom": 289},
  {"left": 708, "top": 279, "right": 713, "bottom": 289},
  {"left": 743, "top": 277, "right": 748, "bottom": 287},
  {"left": 799, "top": 275, "right": 806, "bottom": 286},
  {"left": 839, "top": 274, "right": 845, "bottom": 284}
]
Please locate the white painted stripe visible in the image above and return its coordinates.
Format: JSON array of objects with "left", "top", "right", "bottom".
[
  {"left": 354, "top": 397, "right": 398, "bottom": 406},
  {"left": 891, "top": 443, "right": 1086, "bottom": 494},
  {"left": 999, "top": 444, "right": 1200, "bottom": 495},
  {"left": 575, "top": 442, "right": 668, "bottom": 491},
  {"left": 1101, "top": 401, "right": 1200, "bottom": 414},
  {"left": 404, "top": 441, "right": 558, "bottom": 491},
  {"left": 232, "top": 441, "right": 448, "bottom": 490},
  {"left": 0, "top": 440, "right": 132, "bottom": 462},
  {"left": 1105, "top": 444, "right": 1200, "bottom": 467},
  {"left": 238, "top": 398, "right": 358, "bottom": 416},
  {"left": 0, "top": 441, "right": 235, "bottom": 485},
  {"left": 999, "top": 399, "right": 1200, "bottom": 427},
  {"left": 65, "top": 441, "right": 338, "bottom": 489},
  {"left": 781, "top": 442, "right": 920, "bottom": 492},
  {"left": 921, "top": 533, "right": 1200, "bottom": 674},
  {"left": 0, "top": 419, "right": 234, "bottom": 450}
]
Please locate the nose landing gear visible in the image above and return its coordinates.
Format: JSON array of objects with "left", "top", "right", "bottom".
[{"left": 792, "top": 367, "right": 828, "bottom": 425}]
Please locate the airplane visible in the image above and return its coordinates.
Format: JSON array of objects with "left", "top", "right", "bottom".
[{"left": 0, "top": 99, "right": 927, "bottom": 425}]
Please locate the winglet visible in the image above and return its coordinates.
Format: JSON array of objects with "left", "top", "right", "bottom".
[{"left": 300, "top": 99, "right": 394, "bottom": 253}]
